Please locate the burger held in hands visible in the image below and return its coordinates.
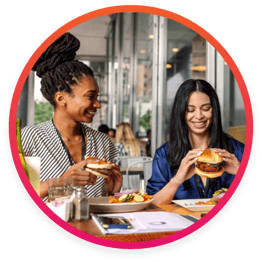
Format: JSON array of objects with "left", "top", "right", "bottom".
[
  {"left": 83, "top": 156, "right": 123, "bottom": 196},
  {"left": 195, "top": 149, "right": 224, "bottom": 178},
  {"left": 84, "top": 157, "right": 112, "bottom": 178},
  {"left": 146, "top": 79, "right": 244, "bottom": 204}
]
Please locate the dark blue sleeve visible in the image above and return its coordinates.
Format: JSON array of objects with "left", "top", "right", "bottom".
[
  {"left": 230, "top": 138, "right": 245, "bottom": 162},
  {"left": 146, "top": 142, "right": 173, "bottom": 195},
  {"left": 223, "top": 138, "right": 245, "bottom": 188}
]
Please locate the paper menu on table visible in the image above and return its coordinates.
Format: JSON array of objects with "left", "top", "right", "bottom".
[
  {"left": 92, "top": 211, "right": 196, "bottom": 235},
  {"left": 131, "top": 211, "right": 194, "bottom": 230}
]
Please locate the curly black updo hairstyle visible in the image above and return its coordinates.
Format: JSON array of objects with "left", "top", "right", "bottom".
[{"left": 32, "top": 32, "right": 94, "bottom": 108}]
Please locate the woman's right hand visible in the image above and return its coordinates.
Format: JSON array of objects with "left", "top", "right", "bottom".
[
  {"left": 62, "top": 158, "right": 101, "bottom": 186},
  {"left": 171, "top": 149, "right": 203, "bottom": 185},
  {"left": 40, "top": 158, "right": 107, "bottom": 198}
]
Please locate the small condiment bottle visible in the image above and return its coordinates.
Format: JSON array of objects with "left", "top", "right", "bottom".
[{"left": 71, "top": 187, "right": 89, "bottom": 221}]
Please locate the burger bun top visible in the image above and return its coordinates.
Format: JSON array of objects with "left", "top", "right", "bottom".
[
  {"left": 85, "top": 157, "right": 112, "bottom": 170},
  {"left": 197, "top": 149, "right": 223, "bottom": 164}
]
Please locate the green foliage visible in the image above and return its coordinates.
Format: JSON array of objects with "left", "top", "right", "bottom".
[
  {"left": 139, "top": 110, "right": 151, "bottom": 132},
  {"left": 142, "top": 96, "right": 150, "bottom": 103},
  {"left": 34, "top": 102, "right": 53, "bottom": 125}
]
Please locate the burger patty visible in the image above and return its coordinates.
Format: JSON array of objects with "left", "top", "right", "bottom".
[
  {"left": 88, "top": 168, "right": 109, "bottom": 174},
  {"left": 196, "top": 162, "right": 223, "bottom": 172}
]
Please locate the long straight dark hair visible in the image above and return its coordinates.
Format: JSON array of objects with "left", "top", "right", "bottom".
[{"left": 167, "top": 79, "right": 233, "bottom": 186}]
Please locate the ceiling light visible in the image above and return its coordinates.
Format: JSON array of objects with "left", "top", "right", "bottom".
[
  {"left": 140, "top": 50, "right": 146, "bottom": 54},
  {"left": 191, "top": 65, "right": 206, "bottom": 72},
  {"left": 166, "top": 64, "right": 172, "bottom": 69},
  {"left": 172, "top": 48, "right": 179, "bottom": 52},
  {"left": 149, "top": 34, "right": 154, "bottom": 39}
]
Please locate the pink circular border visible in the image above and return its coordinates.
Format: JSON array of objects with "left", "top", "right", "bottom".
[{"left": 9, "top": 5, "right": 253, "bottom": 249}]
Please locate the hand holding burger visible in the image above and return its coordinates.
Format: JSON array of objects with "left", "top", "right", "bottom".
[
  {"left": 211, "top": 148, "right": 240, "bottom": 175},
  {"left": 84, "top": 157, "right": 112, "bottom": 178},
  {"left": 84, "top": 157, "right": 123, "bottom": 195},
  {"left": 61, "top": 157, "right": 117, "bottom": 187},
  {"left": 195, "top": 149, "right": 224, "bottom": 178},
  {"left": 172, "top": 148, "right": 204, "bottom": 185}
]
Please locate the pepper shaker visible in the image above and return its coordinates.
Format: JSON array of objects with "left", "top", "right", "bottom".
[{"left": 71, "top": 187, "right": 89, "bottom": 221}]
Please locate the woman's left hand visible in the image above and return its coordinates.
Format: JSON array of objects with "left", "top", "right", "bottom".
[
  {"left": 212, "top": 148, "right": 240, "bottom": 175},
  {"left": 103, "top": 160, "right": 123, "bottom": 195}
]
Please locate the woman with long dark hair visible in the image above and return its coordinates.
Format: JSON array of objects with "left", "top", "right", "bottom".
[
  {"left": 146, "top": 79, "right": 244, "bottom": 204},
  {"left": 21, "top": 32, "right": 122, "bottom": 202}
]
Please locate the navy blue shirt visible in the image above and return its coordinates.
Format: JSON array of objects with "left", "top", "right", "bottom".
[{"left": 146, "top": 138, "right": 244, "bottom": 199}]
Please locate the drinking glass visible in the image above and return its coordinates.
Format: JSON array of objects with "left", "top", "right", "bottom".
[
  {"left": 47, "top": 177, "right": 74, "bottom": 199},
  {"left": 47, "top": 177, "right": 74, "bottom": 222}
]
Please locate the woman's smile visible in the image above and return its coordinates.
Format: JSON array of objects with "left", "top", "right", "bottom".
[
  {"left": 85, "top": 110, "right": 96, "bottom": 116},
  {"left": 192, "top": 121, "right": 206, "bottom": 128},
  {"left": 185, "top": 92, "right": 212, "bottom": 135},
  {"left": 63, "top": 75, "right": 101, "bottom": 123}
]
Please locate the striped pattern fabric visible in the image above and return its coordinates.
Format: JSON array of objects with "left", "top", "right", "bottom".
[{"left": 21, "top": 120, "right": 118, "bottom": 202}]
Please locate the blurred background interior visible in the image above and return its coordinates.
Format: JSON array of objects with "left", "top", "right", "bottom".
[{"left": 17, "top": 12, "right": 246, "bottom": 158}]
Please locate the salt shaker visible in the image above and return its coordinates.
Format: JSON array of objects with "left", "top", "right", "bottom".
[{"left": 71, "top": 187, "right": 89, "bottom": 221}]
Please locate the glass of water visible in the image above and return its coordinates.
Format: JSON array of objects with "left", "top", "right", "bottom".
[{"left": 47, "top": 177, "right": 74, "bottom": 200}]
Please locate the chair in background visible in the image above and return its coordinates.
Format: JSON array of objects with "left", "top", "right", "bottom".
[
  {"left": 228, "top": 126, "right": 246, "bottom": 144},
  {"left": 114, "top": 156, "right": 153, "bottom": 191},
  {"left": 126, "top": 159, "right": 153, "bottom": 191}
]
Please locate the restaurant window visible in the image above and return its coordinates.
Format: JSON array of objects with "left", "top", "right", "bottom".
[
  {"left": 122, "top": 13, "right": 132, "bottom": 123},
  {"left": 161, "top": 19, "right": 206, "bottom": 144},
  {"left": 114, "top": 16, "right": 120, "bottom": 127},
  {"left": 34, "top": 74, "right": 53, "bottom": 125},
  {"left": 134, "top": 13, "right": 154, "bottom": 137},
  {"left": 222, "top": 60, "right": 246, "bottom": 134},
  {"left": 106, "top": 22, "right": 114, "bottom": 128}
]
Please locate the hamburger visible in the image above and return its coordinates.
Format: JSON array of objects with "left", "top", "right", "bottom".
[
  {"left": 84, "top": 157, "right": 112, "bottom": 178},
  {"left": 195, "top": 149, "right": 224, "bottom": 178}
]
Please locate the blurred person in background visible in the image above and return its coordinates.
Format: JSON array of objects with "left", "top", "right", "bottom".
[
  {"left": 115, "top": 122, "right": 146, "bottom": 157},
  {"left": 98, "top": 124, "right": 109, "bottom": 134},
  {"left": 108, "top": 128, "right": 116, "bottom": 143}
]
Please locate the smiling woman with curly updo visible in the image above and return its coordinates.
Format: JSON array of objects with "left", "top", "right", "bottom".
[{"left": 21, "top": 32, "right": 122, "bottom": 202}]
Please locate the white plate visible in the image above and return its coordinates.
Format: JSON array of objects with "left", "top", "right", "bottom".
[
  {"left": 87, "top": 197, "right": 154, "bottom": 213},
  {"left": 172, "top": 198, "right": 215, "bottom": 212}
]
